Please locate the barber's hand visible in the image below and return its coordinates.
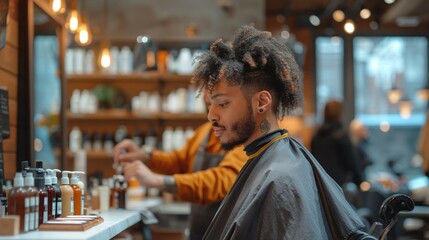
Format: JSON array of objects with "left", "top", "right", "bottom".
[
  {"left": 113, "top": 139, "right": 149, "bottom": 163},
  {"left": 122, "top": 161, "right": 164, "bottom": 189}
]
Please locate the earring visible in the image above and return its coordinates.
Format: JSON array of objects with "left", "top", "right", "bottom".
[{"left": 258, "top": 108, "right": 263, "bottom": 113}]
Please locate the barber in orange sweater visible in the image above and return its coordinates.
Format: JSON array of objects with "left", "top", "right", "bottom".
[{"left": 114, "top": 118, "right": 247, "bottom": 240}]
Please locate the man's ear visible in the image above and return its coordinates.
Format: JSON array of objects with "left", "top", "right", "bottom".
[{"left": 255, "top": 91, "right": 272, "bottom": 113}]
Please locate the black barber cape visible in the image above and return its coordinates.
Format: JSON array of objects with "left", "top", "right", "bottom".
[{"left": 203, "top": 130, "right": 365, "bottom": 240}]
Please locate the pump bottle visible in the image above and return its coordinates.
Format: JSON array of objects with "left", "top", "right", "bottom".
[
  {"left": 69, "top": 171, "right": 83, "bottom": 215},
  {"left": 7, "top": 172, "right": 29, "bottom": 233},
  {"left": 48, "top": 169, "right": 62, "bottom": 217},
  {"left": 24, "top": 172, "right": 39, "bottom": 231},
  {"left": 74, "top": 171, "right": 86, "bottom": 214},
  {"left": 28, "top": 168, "right": 48, "bottom": 226},
  {"left": 44, "top": 170, "right": 55, "bottom": 220},
  {"left": 60, "top": 171, "right": 74, "bottom": 217}
]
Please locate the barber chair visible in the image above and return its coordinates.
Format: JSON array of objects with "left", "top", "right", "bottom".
[{"left": 349, "top": 194, "right": 415, "bottom": 240}]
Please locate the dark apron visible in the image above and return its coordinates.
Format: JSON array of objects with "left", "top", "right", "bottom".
[{"left": 189, "top": 132, "right": 224, "bottom": 240}]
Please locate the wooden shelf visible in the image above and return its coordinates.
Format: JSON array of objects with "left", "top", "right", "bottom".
[
  {"left": 66, "top": 72, "right": 193, "bottom": 84},
  {"left": 66, "top": 109, "right": 206, "bottom": 121}
]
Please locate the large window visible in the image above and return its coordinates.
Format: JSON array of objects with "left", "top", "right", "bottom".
[
  {"left": 354, "top": 36, "right": 428, "bottom": 126},
  {"left": 315, "top": 35, "right": 428, "bottom": 179},
  {"left": 353, "top": 36, "right": 428, "bottom": 178},
  {"left": 315, "top": 36, "right": 344, "bottom": 123}
]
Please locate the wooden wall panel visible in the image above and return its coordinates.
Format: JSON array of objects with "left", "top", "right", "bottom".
[
  {"left": 3, "top": 153, "right": 16, "bottom": 180},
  {"left": 9, "top": 99, "right": 17, "bottom": 127},
  {"left": 0, "top": 69, "right": 17, "bottom": 99},
  {"left": 3, "top": 126, "right": 16, "bottom": 152},
  {"left": 6, "top": 19, "right": 18, "bottom": 48},
  {"left": 0, "top": 0, "right": 19, "bottom": 179},
  {"left": 0, "top": 44, "right": 18, "bottom": 75}
]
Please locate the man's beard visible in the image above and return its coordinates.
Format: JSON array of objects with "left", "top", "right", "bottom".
[{"left": 221, "top": 105, "right": 256, "bottom": 151}]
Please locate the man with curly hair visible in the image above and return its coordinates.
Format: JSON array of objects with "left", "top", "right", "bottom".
[{"left": 192, "top": 25, "right": 367, "bottom": 239}]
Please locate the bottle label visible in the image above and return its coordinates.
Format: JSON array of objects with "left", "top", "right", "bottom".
[
  {"left": 57, "top": 198, "right": 62, "bottom": 215},
  {"left": 29, "top": 197, "right": 35, "bottom": 230},
  {"left": 52, "top": 199, "right": 56, "bottom": 216},
  {"left": 70, "top": 197, "right": 74, "bottom": 214},
  {"left": 81, "top": 196, "right": 84, "bottom": 215},
  {"left": 34, "top": 197, "right": 39, "bottom": 229},
  {"left": 43, "top": 197, "right": 48, "bottom": 223},
  {"left": 25, "top": 198, "right": 30, "bottom": 232},
  {"left": 0, "top": 197, "right": 6, "bottom": 217}
]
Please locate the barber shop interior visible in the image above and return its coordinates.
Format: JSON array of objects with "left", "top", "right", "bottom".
[{"left": 0, "top": 0, "right": 429, "bottom": 239}]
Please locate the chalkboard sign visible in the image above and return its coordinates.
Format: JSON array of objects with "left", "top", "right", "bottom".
[{"left": 0, "top": 88, "right": 9, "bottom": 138}]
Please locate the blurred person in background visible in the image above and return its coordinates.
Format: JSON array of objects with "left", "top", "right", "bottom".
[
  {"left": 350, "top": 118, "right": 373, "bottom": 180},
  {"left": 311, "top": 100, "right": 364, "bottom": 187},
  {"left": 113, "top": 92, "right": 248, "bottom": 240}
]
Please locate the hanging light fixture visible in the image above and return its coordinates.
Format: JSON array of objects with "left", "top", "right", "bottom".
[
  {"left": 399, "top": 98, "right": 413, "bottom": 119},
  {"left": 99, "top": 40, "right": 111, "bottom": 68},
  {"left": 75, "top": 0, "right": 92, "bottom": 46},
  {"left": 344, "top": 19, "right": 355, "bottom": 34},
  {"left": 388, "top": 86, "right": 402, "bottom": 104},
  {"left": 98, "top": 0, "right": 111, "bottom": 69},
  {"left": 75, "top": 16, "right": 92, "bottom": 46},
  {"left": 50, "top": 0, "right": 66, "bottom": 14},
  {"left": 332, "top": 9, "right": 345, "bottom": 22},
  {"left": 65, "top": 0, "right": 81, "bottom": 33}
]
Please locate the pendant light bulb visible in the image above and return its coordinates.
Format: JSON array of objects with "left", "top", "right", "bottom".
[
  {"left": 75, "top": 16, "right": 92, "bottom": 46},
  {"left": 99, "top": 44, "right": 111, "bottom": 68},
  {"left": 65, "top": 0, "right": 81, "bottom": 33},
  {"left": 51, "top": 0, "right": 66, "bottom": 14},
  {"left": 344, "top": 19, "right": 355, "bottom": 34}
]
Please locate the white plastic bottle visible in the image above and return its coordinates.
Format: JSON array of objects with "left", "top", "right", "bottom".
[{"left": 69, "top": 126, "right": 82, "bottom": 153}]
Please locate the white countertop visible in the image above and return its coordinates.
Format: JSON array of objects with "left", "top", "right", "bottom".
[{"left": 0, "top": 198, "right": 164, "bottom": 240}]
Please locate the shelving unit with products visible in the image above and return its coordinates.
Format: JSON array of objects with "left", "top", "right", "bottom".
[{"left": 65, "top": 72, "right": 208, "bottom": 177}]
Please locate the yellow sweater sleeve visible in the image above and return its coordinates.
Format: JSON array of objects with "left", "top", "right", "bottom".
[
  {"left": 147, "top": 122, "right": 248, "bottom": 204},
  {"left": 174, "top": 146, "right": 248, "bottom": 204}
]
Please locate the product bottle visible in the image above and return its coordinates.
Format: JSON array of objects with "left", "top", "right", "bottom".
[
  {"left": 114, "top": 175, "right": 127, "bottom": 209},
  {"left": 7, "top": 172, "right": 29, "bottom": 233},
  {"left": 28, "top": 168, "right": 48, "bottom": 226},
  {"left": 21, "top": 160, "right": 30, "bottom": 177},
  {"left": 70, "top": 171, "right": 83, "bottom": 215},
  {"left": 35, "top": 160, "right": 53, "bottom": 221},
  {"left": 69, "top": 126, "right": 82, "bottom": 153},
  {"left": 89, "top": 177, "right": 100, "bottom": 211},
  {"left": 44, "top": 170, "right": 55, "bottom": 220},
  {"left": 24, "top": 172, "right": 39, "bottom": 231},
  {"left": 49, "top": 169, "right": 62, "bottom": 217},
  {"left": 114, "top": 122, "right": 128, "bottom": 145},
  {"left": 59, "top": 171, "right": 74, "bottom": 217}
]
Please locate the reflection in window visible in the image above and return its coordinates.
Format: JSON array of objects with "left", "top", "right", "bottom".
[
  {"left": 34, "top": 36, "right": 61, "bottom": 169},
  {"left": 315, "top": 36, "right": 344, "bottom": 123},
  {"left": 354, "top": 36, "right": 427, "bottom": 126},
  {"left": 353, "top": 36, "right": 428, "bottom": 179}
]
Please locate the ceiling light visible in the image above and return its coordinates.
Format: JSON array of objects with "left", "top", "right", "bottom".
[
  {"left": 98, "top": 41, "right": 111, "bottom": 68},
  {"left": 65, "top": 0, "right": 80, "bottom": 33},
  {"left": 50, "top": 0, "right": 66, "bottom": 14},
  {"left": 399, "top": 99, "right": 413, "bottom": 119},
  {"left": 75, "top": 16, "right": 92, "bottom": 46},
  {"left": 360, "top": 9, "right": 371, "bottom": 19},
  {"left": 388, "top": 87, "right": 402, "bottom": 104},
  {"left": 332, "top": 10, "right": 345, "bottom": 22},
  {"left": 309, "top": 15, "right": 320, "bottom": 26},
  {"left": 344, "top": 19, "right": 355, "bottom": 34},
  {"left": 384, "top": 0, "right": 396, "bottom": 4}
]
